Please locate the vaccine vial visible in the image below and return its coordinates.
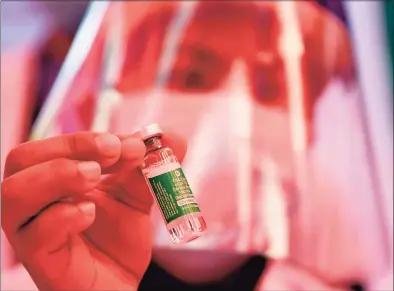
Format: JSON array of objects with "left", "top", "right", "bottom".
[{"left": 135, "top": 123, "right": 207, "bottom": 244}]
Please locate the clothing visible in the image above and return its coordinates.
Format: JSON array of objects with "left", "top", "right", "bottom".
[{"left": 140, "top": 256, "right": 267, "bottom": 291}]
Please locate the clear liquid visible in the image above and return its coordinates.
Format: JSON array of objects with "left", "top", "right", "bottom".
[
  {"left": 141, "top": 138, "right": 207, "bottom": 244},
  {"left": 167, "top": 212, "right": 207, "bottom": 244}
]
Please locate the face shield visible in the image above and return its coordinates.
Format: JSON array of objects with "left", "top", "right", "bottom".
[{"left": 31, "top": 1, "right": 392, "bottom": 286}]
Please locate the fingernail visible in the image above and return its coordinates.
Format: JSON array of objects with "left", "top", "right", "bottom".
[
  {"left": 77, "top": 202, "right": 96, "bottom": 218},
  {"left": 122, "top": 137, "right": 145, "bottom": 159},
  {"left": 77, "top": 161, "right": 101, "bottom": 180},
  {"left": 95, "top": 133, "right": 121, "bottom": 157}
]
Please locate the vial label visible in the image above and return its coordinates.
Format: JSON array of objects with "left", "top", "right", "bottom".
[{"left": 146, "top": 163, "right": 201, "bottom": 224}]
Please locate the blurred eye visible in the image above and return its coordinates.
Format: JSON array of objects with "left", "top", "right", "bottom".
[
  {"left": 184, "top": 69, "right": 204, "bottom": 89},
  {"left": 169, "top": 46, "right": 230, "bottom": 92}
]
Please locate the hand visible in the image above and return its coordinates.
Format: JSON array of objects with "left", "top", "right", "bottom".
[{"left": 1, "top": 131, "right": 187, "bottom": 290}]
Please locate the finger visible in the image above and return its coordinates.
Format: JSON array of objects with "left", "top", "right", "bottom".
[
  {"left": 101, "top": 136, "right": 146, "bottom": 174},
  {"left": 14, "top": 201, "right": 95, "bottom": 259},
  {"left": 4, "top": 132, "right": 121, "bottom": 178},
  {"left": 2, "top": 159, "right": 101, "bottom": 234}
]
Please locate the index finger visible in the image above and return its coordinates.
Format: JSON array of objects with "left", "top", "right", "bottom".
[{"left": 4, "top": 132, "right": 122, "bottom": 179}]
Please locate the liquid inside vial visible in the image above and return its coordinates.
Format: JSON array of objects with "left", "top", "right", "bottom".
[{"left": 140, "top": 135, "right": 207, "bottom": 244}]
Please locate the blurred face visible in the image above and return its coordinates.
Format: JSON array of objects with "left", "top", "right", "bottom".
[
  {"left": 113, "top": 3, "right": 300, "bottom": 179},
  {"left": 105, "top": 0, "right": 358, "bottom": 172},
  {"left": 115, "top": 1, "right": 354, "bottom": 129},
  {"left": 114, "top": 1, "right": 315, "bottom": 157}
]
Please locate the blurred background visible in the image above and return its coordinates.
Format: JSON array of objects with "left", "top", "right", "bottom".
[{"left": 1, "top": 1, "right": 393, "bottom": 290}]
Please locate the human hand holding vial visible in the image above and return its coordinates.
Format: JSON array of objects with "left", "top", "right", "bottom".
[{"left": 135, "top": 123, "right": 207, "bottom": 244}]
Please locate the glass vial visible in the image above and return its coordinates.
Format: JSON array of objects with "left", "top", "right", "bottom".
[{"left": 135, "top": 123, "right": 207, "bottom": 244}]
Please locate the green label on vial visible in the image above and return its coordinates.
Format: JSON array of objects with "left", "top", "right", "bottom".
[{"left": 148, "top": 168, "right": 201, "bottom": 224}]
